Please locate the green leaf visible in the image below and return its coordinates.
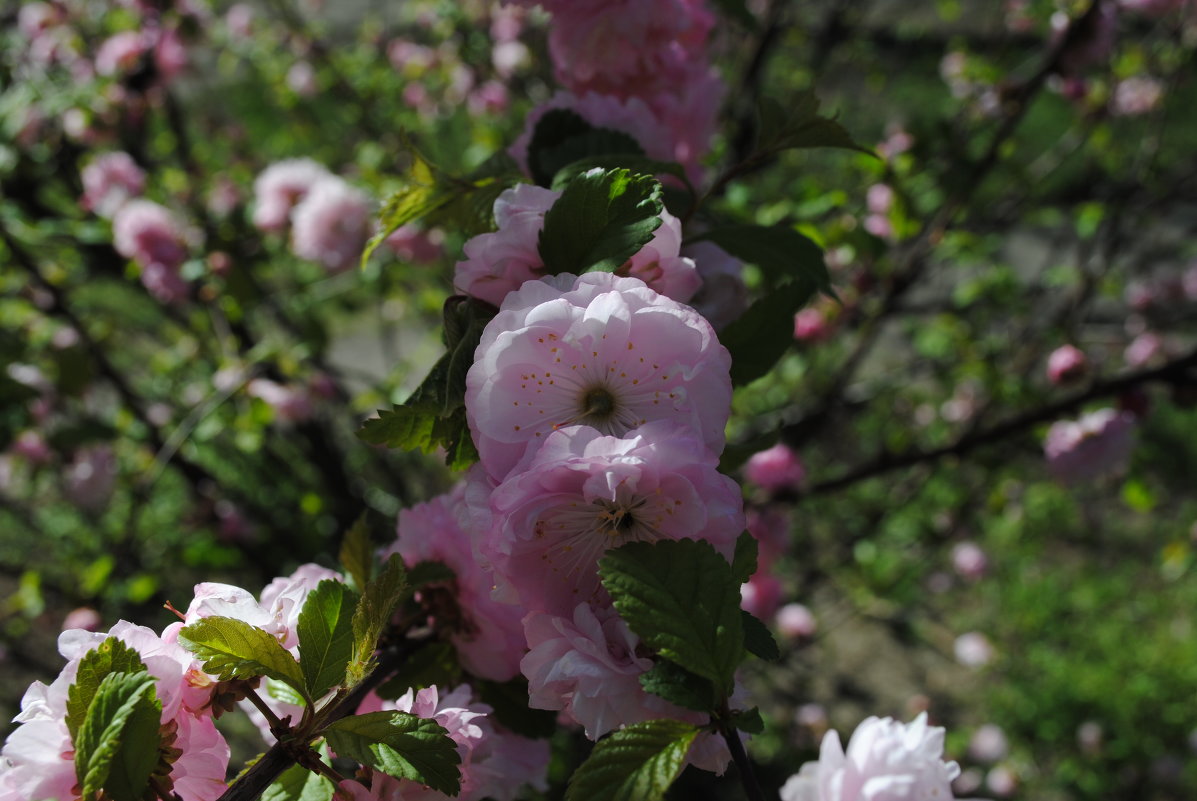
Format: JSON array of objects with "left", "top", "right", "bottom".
[
  {"left": 375, "top": 641, "right": 461, "bottom": 700},
  {"left": 73, "top": 671, "right": 161, "bottom": 801},
  {"left": 261, "top": 763, "right": 336, "bottom": 801},
  {"left": 265, "top": 677, "right": 308, "bottom": 708},
  {"left": 756, "top": 94, "right": 875, "bottom": 158},
  {"left": 551, "top": 155, "right": 693, "bottom": 197},
  {"left": 360, "top": 155, "right": 456, "bottom": 268},
  {"left": 407, "top": 560, "right": 456, "bottom": 588},
  {"left": 688, "top": 225, "right": 828, "bottom": 293},
  {"left": 178, "top": 617, "right": 308, "bottom": 701},
  {"left": 66, "top": 637, "right": 148, "bottom": 741},
  {"left": 741, "top": 611, "right": 781, "bottom": 662},
  {"left": 349, "top": 554, "right": 408, "bottom": 684},
  {"left": 339, "top": 515, "right": 374, "bottom": 591},
  {"left": 297, "top": 579, "right": 358, "bottom": 699},
  {"left": 719, "top": 282, "right": 818, "bottom": 386},
  {"left": 731, "top": 531, "right": 758, "bottom": 586},
  {"left": 730, "top": 707, "right": 765, "bottom": 735},
  {"left": 565, "top": 719, "right": 700, "bottom": 801},
  {"left": 527, "top": 109, "right": 646, "bottom": 188},
  {"left": 538, "top": 167, "right": 663, "bottom": 275},
  {"left": 324, "top": 711, "right": 461, "bottom": 795},
  {"left": 638, "top": 660, "right": 717, "bottom": 713},
  {"left": 599, "top": 539, "right": 744, "bottom": 695}
]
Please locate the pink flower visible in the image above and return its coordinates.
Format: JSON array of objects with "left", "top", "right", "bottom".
[
  {"left": 776, "top": 603, "right": 817, "bottom": 639},
  {"left": 951, "top": 541, "right": 988, "bottom": 581},
  {"left": 286, "top": 60, "right": 317, "bottom": 96},
  {"left": 1044, "top": 408, "right": 1136, "bottom": 483},
  {"left": 251, "top": 158, "right": 332, "bottom": 232},
  {"left": 746, "top": 505, "right": 791, "bottom": 568},
  {"left": 1111, "top": 76, "right": 1163, "bottom": 116},
  {"left": 481, "top": 422, "right": 743, "bottom": 616},
  {"left": 225, "top": 4, "right": 254, "bottom": 39},
  {"left": 744, "top": 443, "right": 806, "bottom": 492},
  {"left": 954, "top": 631, "right": 995, "bottom": 667},
  {"left": 11, "top": 430, "right": 51, "bottom": 465},
  {"left": 453, "top": 184, "right": 559, "bottom": 307},
  {"left": 153, "top": 28, "right": 188, "bottom": 83},
  {"left": 384, "top": 223, "right": 445, "bottom": 264},
  {"left": 793, "top": 308, "right": 830, "bottom": 342},
  {"left": 112, "top": 200, "right": 192, "bottom": 303},
  {"left": 290, "top": 176, "right": 374, "bottom": 272},
  {"left": 1046, "top": 344, "right": 1088, "bottom": 384},
  {"left": 468, "top": 80, "right": 510, "bottom": 116},
  {"left": 968, "top": 724, "right": 1009, "bottom": 763},
  {"left": 740, "top": 572, "right": 783, "bottom": 620},
  {"left": 95, "top": 30, "right": 147, "bottom": 77},
  {"left": 521, "top": 604, "right": 679, "bottom": 738},
  {"left": 384, "top": 482, "right": 527, "bottom": 682},
  {"left": 682, "top": 241, "right": 748, "bottom": 330},
  {"left": 866, "top": 184, "right": 894, "bottom": 214},
  {"left": 81, "top": 151, "right": 145, "bottom": 218},
  {"left": 1125, "top": 332, "right": 1164, "bottom": 367},
  {"left": 465, "top": 272, "right": 732, "bottom": 481},
  {"left": 352, "top": 685, "right": 549, "bottom": 801},
  {"left": 61, "top": 607, "right": 102, "bottom": 632},
  {"left": 779, "top": 712, "right": 960, "bottom": 801},
  {"left": 246, "top": 378, "right": 315, "bottom": 423}
]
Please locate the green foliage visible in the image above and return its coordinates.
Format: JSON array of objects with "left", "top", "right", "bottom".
[
  {"left": 599, "top": 539, "right": 744, "bottom": 696},
  {"left": 690, "top": 225, "right": 829, "bottom": 293},
  {"left": 564, "top": 719, "right": 700, "bottom": 801},
  {"left": 731, "top": 530, "right": 759, "bottom": 585},
  {"left": 73, "top": 671, "right": 161, "bottom": 801},
  {"left": 638, "top": 661, "right": 717, "bottom": 713},
  {"left": 260, "top": 762, "right": 335, "bottom": 801},
  {"left": 349, "top": 554, "right": 408, "bottom": 685},
  {"left": 178, "top": 617, "right": 308, "bottom": 701},
  {"left": 755, "top": 93, "right": 875, "bottom": 158},
  {"left": 538, "top": 168, "right": 664, "bottom": 275},
  {"left": 741, "top": 611, "right": 781, "bottom": 662},
  {"left": 720, "top": 281, "right": 820, "bottom": 386},
  {"left": 550, "top": 155, "right": 693, "bottom": 197},
  {"left": 527, "top": 108, "right": 645, "bottom": 188},
  {"left": 296, "top": 579, "right": 358, "bottom": 700},
  {"left": 338, "top": 516, "right": 374, "bottom": 592},
  {"left": 66, "top": 637, "right": 148, "bottom": 741},
  {"left": 375, "top": 641, "right": 461, "bottom": 700},
  {"left": 324, "top": 711, "right": 462, "bottom": 796}
]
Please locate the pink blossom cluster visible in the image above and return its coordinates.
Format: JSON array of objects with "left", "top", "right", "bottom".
[
  {"left": 453, "top": 184, "right": 701, "bottom": 307},
  {"left": 81, "top": 151, "right": 146, "bottom": 219},
  {"left": 779, "top": 712, "right": 960, "bottom": 801},
  {"left": 507, "top": 0, "right": 724, "bottom": 181},
  {"left": 1043, "top": 407, "right": 1137, "bottom": 483},
  {"left": 112, "top": 199, "right": 194, "bottom": 304},
  {"left": 0, "top": 620, "right": 231, "bottom": 801}
]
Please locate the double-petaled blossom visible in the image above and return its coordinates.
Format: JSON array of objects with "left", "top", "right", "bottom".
[
  {"left": 453, "top": 185, "right": 700, "bottom": 308},
  {"left": 251, "top": 158, "right": 332, "bottom": 232},
  {"left": 81, "top": 151, "right": 145, "bottom": 218},
  {"left": 112, "top": 199, "right": 193, "bottom": 304},
  {"left": 465, "top": 272, "right": 731, "bottom": 481},
  {"left": 780, "top": 712, "right": 960, "bottom": 801},
  {"left": 384, "top": 482, "right": 528, "bottom": 682},
  {"left": 478, "top": 421, "right": 743, "bottom": 616},
  {"left": 289, "top": 176, "right": 374, "bottom": 273}
]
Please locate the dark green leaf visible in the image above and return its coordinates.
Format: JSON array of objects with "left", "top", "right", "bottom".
[
  {"left": 375, "top": 641, "right": 461, "bottom": 700},
  {"left": 538, "top": 168, "right": 663, "bottom": 275},
  {"left": 407, "top": 560, "right": 456, "bottom": 588},
  {"left": 730, "top": 707, "right": 765, "bottom": 735},
  {"left": 349, "top": 554, "right": 408, "bottom": 684},
  {"left": 178, "top": 617, "right": 308, "bottom": 700},
  {"left": 599, "top": 539, "right": 744, "bottom": 695},
  {"left": 476, "top": 677, "right": 559, "bottom": 739},
  {"left": 73, "top": 671, "right": 161, "bottom": 801},
  {"left": 741, "top": 611, "right": 781, "bottom": 662},
  {"left": 688, "top": 225, "right": 828, "bottom": 292},
  {"left": 297, "top": 580, "right": 358, "bottom": 699},
  {"left": 551, "top": 155, "right": 693, "bottom": 197},
  {"left": 719, "top": 282, "right": 818, "bottom": 386},
  {"left": 527, "top": 109, "right": 646, "bottom": 188},
  {"left": 325, "top": 711, "right": 461, "bottom": 795},
  {"left": 261, "top": 762, "right": 336, "bottom": 801},
  {"left": 756, "top": 94, "right": 875, "bottom": 158},
  {"left": 638, "top": 660, "right": 717, "bottom": 713},
  {"left": 564, "top": 719, "right": 699, "bottom": 801},
  {"left": 66, "top": 637, "right": 148, "bottom": 741},
  {"left": 731, "top": 531, "right": 759, "bottom": 586},
  {"left": 339, "top": 515, "right": 374, "bottom": 592}
]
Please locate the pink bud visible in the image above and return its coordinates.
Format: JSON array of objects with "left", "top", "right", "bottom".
[
  {"left": 793, "top": 307, "right": 829, "bottom": 342},
  {"left": 951, "top": 541, "right": 988, "bottom": 581},
  {"left": 744, "top": 443, "right": 806, "bottom": 492},
  {"left": 62, "top": 607, "right": 102, "bottom": 632},
  {"left": 954, "top": 631, "right": 994, "bottom": 667},
  {"left": 1046, "top": 344, "right": 1087, "bottom": 384},
  {"left": 775, "top": 603, "right": 817, "bottom": 639}
]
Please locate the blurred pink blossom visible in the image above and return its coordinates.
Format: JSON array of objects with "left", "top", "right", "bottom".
[
  {"left": 776, "top": 603, "right": 817, "bottom": 639},
  {"left": 60, "top": 607, "right": 102, "bottom": 632},
  {"left": 744, "top": 443, "right": 806, "bottom": 492},
  {"left": 951, "top": 541, "right": 988, "bottom": 581},
  {"left": 290, "top": 176, "right": 374, "bottom": 272},
  {"left": 1044, "top": 408, "right": 1136, "bottom": 483},
  {"left": 1125, "top": 332, "right": 1164, "bottom": 367},
  {"left": 793, "top": 307, "right": 830, "bottom": 342},
  {"left": 81, "top": 151, "right": 145, "bottom": 218},
  {"left": 384, "top": 223, "right": 444, "bottom": 264},
  {"left": 954, "top": 631, "right": 995, "bottom": 667},
  {"left": 1046, "top": 344, "right": 1088, "bottom": 384},
  {"left": 969, "top": 724, "right": 1009, "bottom": 763},
  {"left": 1111, "top": 76, "right": 1163, "bottom": 116},
  {"left": 95, "top": 31, "right": 147, "bottom": 77},
  {"left": 741, "top": 572, "right": 783, "bottom": 620},
  {"left": 252, "top": 158, "right": 332, "bottom": 231}
]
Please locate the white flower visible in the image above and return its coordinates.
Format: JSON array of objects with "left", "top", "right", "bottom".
[{"left": 780, "top": 712, "right": 959, "bottom": 801}]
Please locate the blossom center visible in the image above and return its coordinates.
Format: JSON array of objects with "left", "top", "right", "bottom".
[{"left": 579, "top": 385, "right": 618, "bottom": 424}]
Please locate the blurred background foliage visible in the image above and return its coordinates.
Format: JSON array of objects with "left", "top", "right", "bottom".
[{"left": 1, "top": 0, "right": 1195, "bottom": 799}]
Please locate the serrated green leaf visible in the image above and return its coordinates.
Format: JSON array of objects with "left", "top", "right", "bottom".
[
  {"left": 538, "top": 167, "right": 663, "bottom": 275},
  {"left": 638, "top": 660, "right": 717, "bottom": 713},
  {"left": 325, "top": 711, "right": 461, "bottom": 795},
  {"left": 297, "top": 579, "right": 358, "bottom": 699},
  {"left": 599, "top": 539, "right": 744, "bottom": 695},
  {"left": 527, "top": 109, "right": 646, "bottom": 188},
  {"left": 339, "top": 515, "right": 373, "bottom": 591},
  {"left": 565, "top": 719, "right": 700, "bottom": 801},
  {"left": 375, "top": 641, "right": 461, "bottom": 700},
  {"left": 551, "top": 155, "right": 692, "bottom": 196},
  {"left": 741, "top": 611, "right": 781, "bottom": 662},
  {"left": 688, "top": 225, "right": 828, "bottom": 292},
  {"left": 357, "top": 402, "right": 440, "bottom": 450},
  {"left": 260, "top": 762, "right": 336, "bottom": 801},
  {"left": 66, "top": 637, "right": 148, "bottom": 741},
  {"left": 178, "top": 617, "right": 308, "bottom": 701},
  {"left": 349, "top": 554, "right": 408, "bottom": 684},
  {"left": 719, "top": 282, "right": 818, "bottom": 386},
  {"left": 265, "top": 677, "right": 308, "bottom": 707},
  {"left": 756, "top": 94, "right": 874, "bottom": 158},
  {"left": 407, "top": 560, "right": 456, "bottom": 588},
  {"left": 731, "top": 531, "right": 759, "bottom": 586},
  {"left": 74, "top": 671, "right": 161, "bottom": 801}
]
